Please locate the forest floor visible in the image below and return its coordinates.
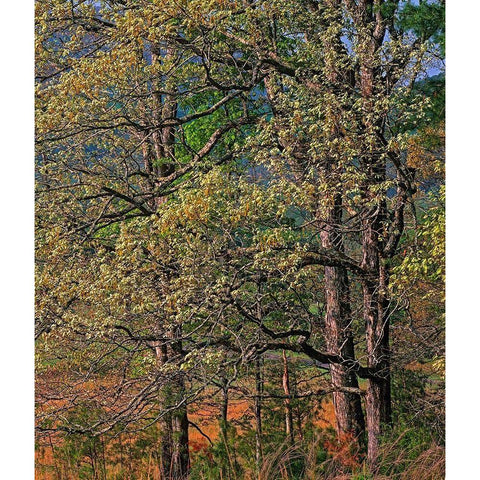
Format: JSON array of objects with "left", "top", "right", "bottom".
[
  {"left": 35, "top": 393, "right": 336, "bottom": 479},
  {"left": 35, "top": 359, "right": 339, "bottom": 479}
]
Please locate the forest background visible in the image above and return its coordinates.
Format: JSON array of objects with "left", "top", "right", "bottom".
[{"left": 0, "top": 1, "right": 475, "bottom": 479}]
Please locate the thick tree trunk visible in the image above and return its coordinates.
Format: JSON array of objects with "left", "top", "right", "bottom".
[
  {"left": 355, "top": 7, "right": 391, "bottom": 463},
  {"left": 317, "top": 2, "right": 366, "bottom": 441},
  {"left": 320, "top": 196, "right": 365, "bottom": 440},
  {"left": 171, "top": 395, "right": 189, "bottom": 479},
  {"left": 361, "top": 207, "right": 392, "bottom": 468},
  {"left": 363, "top": 279, "right": 392, "bottom": 468},
  {"left": 324, "top": 266, "right": 365, "bottom": 439}
]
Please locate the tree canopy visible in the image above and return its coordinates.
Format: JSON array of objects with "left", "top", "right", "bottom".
[{"left": 35, "top": 1, "right": 445, "bottom": 478}]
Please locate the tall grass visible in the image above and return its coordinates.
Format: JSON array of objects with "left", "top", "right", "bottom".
[
  {"left": 37, "top": 428, "right": 445, "bottom": 480},
  {"left": 244, "top": 432, "right": 444, "bottom": 480}
]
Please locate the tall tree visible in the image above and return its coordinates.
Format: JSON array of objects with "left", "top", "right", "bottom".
[
  {"left": 36, "top": 0, "right": 444, "bottom": 474},
  {"left": 36, "top": 2, "right": 258, "bottom": 477}
]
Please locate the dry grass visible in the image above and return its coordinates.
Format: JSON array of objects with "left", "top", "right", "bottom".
[
  {"left": 36, "top": 382, "right": 444, "bottom": 480},
  {"left": 247, "top": 432, "right": 445, "bottom": 480},
  {"left": 374, "top": 437, "right": 445, "bottom": 480}
]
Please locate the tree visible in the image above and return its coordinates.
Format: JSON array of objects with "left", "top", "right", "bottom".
[
  {"left": 36, "top": 2, "right": 258, "bottom": 477},
  {"left": 36, "top": 0, "right": 445, "bottom": 475}
]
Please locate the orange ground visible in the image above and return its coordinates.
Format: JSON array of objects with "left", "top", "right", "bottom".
[{"left": 36, "top": 396, "right": 337, "bottom": 479}]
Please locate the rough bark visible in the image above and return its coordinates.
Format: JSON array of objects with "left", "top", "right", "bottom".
[
  {"left": 362, "top": 261, "right": 392, "bottom": 467},
  {"left": 316, "top": 0, "right": 366, "bottom": 443},
  {"left": 320, "top": 196, "right": 366, "bottom": 440},
  {"left": 359, "top": 163, "right": 393, "bottom": 467},
  {"left": 354, "top": 3, "right": 392, "bottom": 464},
  {"left": 359, "top": 163, "right": 392, "bottom": 467}
]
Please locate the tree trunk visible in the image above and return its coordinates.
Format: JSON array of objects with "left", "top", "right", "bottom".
[
  {"left": 356, "top": 9, "right": 391, "bottom": 464},
  {"left": 320, "top": 196, "right": 366, "bottom": 440},
  {"left": 156, "top": 344, "right": 174, "bottom": 479},
  {"left": 363, "top": 263, "right": 392, "bottom": 467},
  {"left": 282, "top": 350, "right": 295, "bottom": 443},
  {"left": 266, "top": 68, "right": 365, "bottom": 443},
  {"left": 169, "top": 330, "right": 189, "bottom": 480},
  {"left": 363, "top": 285, "right": 392, "bottom": 467},
  {"left": 318, "top": 2, "right": 366, "bottom": 442},
  {"left": 150, "top": 43, "right": 190, "bottom": 478},
  {"left": 156, "top": 338, "right": 189, "bottom": 479},
  {"left": 220, "top": 379, "right": 229, "bottom": 443},
  {"left": 254, "top": 356, "right": 263, "bottom": 474},
  {"left": 361, "top": 204, "right": 392, "bottom": 467},
  {"left": 171, "top": 397, "right": 189, "bottom": 479}
]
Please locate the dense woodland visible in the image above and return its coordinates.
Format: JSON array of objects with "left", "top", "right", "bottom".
[{"left": 35, "top": 1, "right": 445, "bottom": 479}]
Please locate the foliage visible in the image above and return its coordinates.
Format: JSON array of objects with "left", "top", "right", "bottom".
[{"left": 35, "top": 0, "right": 445, "bottom": 478}]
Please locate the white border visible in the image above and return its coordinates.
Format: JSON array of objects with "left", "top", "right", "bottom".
[
  {"left": 446, "top": 1, "right": 480, "bottom": 478},
  {"left": 0, "top": 1, "right": 35, "bottom": 477},
  {"left": 0, "top": 1, "right": 471, "bottom": 478}
]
